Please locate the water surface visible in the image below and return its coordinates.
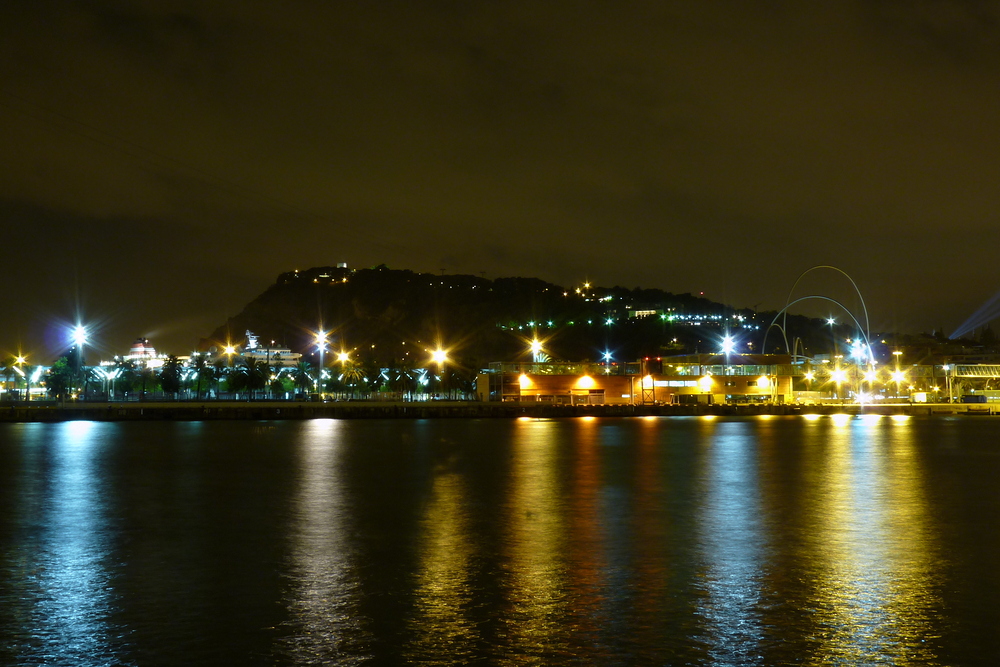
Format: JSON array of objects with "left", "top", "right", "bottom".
[{"left": 2, "top": 415, "right": 999, "bottom": 665}]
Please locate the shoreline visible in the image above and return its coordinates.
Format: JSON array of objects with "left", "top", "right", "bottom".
[{"left": 0, "top": 400, "right": 992, "bottom": 422}]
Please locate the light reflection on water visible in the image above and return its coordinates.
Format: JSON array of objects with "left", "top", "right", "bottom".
[
  {"left": 278, "top": 419, "right": 369, "bottom": 664},
  {"left": 800, "top": 415, "right": 944, "bottom": 666},
  {"left": 404, "top": 453, "right": 478, "bottom": 663},
  {"left": 499, "top": 419, "right": 572, "bottom": 662},
  {"left": 696, "top": 420, "right": 768, "bottom": 665},
  {"left": 7, "top": 422, "right": 129, "bottom": 666},
  {"left": 0, "top": 415, "right": 992, "bottom": 665}
]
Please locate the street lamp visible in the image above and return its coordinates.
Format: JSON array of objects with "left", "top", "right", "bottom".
[
  {"left": 15, "top": 355, "right": 28, "bottom": 401},
  {"left": 315, "top": 329, "right": 327, "bottom": 399},
  {"left": 430, "top": 348, "right": 448, "bottom": 399},
  {"left": 892, "top": 350, "right": 904, "bottom": 399},
  {"left": 71, "top": 324, "right": 88, "bottom": 399}
]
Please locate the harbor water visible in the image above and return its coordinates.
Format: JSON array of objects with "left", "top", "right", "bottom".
[{"left": 2, "top": 415, "right": 1000, "bottom": 665}]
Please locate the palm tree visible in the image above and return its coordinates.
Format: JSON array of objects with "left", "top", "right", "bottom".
[
  {"left": 230, "top": 358, "right": 267, "bottom": 400},
  {"left": 190, "top": 354, "right": 207, "bottom": 400},
  {"left": 390, "top": 356, "right": 416, "bottom": 400},
  {"left": 2, "top": 356, "right": 17, "bottom": 399},
  {"left": 341, "top": 361, "right": 365, "bottom": 399},
  {"left": 212, "top": 359, "right": 227, "bottom": 398},
  {"left": 292, "top": 360, "right": 314, "bottom": 396}
]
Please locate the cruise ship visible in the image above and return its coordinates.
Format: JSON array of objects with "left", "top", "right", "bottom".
[{"left": 242, "top": 330, "right": 301, "bottom": 367}]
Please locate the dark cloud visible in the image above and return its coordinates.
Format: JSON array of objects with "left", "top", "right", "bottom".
[{"left": 3, "top": 1, "right": 1000, "bottom": 357}]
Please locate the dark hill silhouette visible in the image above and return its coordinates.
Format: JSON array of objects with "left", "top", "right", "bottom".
[{"left": 206, "top": 265, "right": 835, "bottom": 368}]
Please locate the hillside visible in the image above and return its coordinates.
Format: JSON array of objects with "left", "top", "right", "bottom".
[{"left": 206, "top": 264, "right": 832, "bottom": 368}]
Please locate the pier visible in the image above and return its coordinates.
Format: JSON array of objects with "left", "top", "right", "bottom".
[{"left": 0, "top": 400, "right": 994, "bottom": 422}]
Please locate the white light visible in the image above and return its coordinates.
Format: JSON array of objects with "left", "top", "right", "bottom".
[
  {"left": 720, "top": 335, "right": 735, "bottom": 355},
  {"left": 72, "top": 325, "right": 88, "bottom": 347}
]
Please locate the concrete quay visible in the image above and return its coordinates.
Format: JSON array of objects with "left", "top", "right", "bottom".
[{"left": 0, "top": 400, "right": 993, "bottom": 422}]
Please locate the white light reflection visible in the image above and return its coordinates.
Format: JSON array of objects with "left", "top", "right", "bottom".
[
  {"left": 279, "top": 419, "right": 369, "bottom": 662},
  {"left": 29, "top": 421, "right": 125, "bottom": 665},
  {"left": 696, "top": 420, "right": 768, "bottom": 664}
]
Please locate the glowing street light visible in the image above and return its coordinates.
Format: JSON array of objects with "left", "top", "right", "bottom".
[
  {"left": 14, "top": 354, "right": 28, "bottom": 401},
  {"left": 70, "top": 324, "right": 89, "bottom": 400},
  {"left": 72, "top": 325, "right": 88, "bottom": 347},
  {"left": 529, "top": 338, "right": 543, "bottom": 362},
  {"left": 430, "top": 348, "right": 448, "bottom": 399},
  {"left": 720, "top": 335, "right": 736, "bottom": 355},
  {"left": 315, "top": 329, "right": 328, "bottom": 398}
]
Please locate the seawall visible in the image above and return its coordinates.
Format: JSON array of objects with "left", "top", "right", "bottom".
[{"left": 0, "top": 400, "right": 992, "bottom": 422}]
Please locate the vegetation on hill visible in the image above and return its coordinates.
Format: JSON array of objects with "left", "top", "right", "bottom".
[{"left": 206, "top": 265, "right": 845, "bottom": 371}]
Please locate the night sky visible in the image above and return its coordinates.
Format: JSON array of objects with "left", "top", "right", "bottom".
[{"left": 4, "top": 1, "right": 1000, "bottom": 360}]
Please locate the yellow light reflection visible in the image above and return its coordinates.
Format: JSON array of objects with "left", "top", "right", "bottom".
[
  {"left": 801, "top": 416, "right": 942, "bottom": 664},
  {"left": 829, "top": 413, "right": 852, "bottom": 426},
  {"left": 405, "top": 470, "right": 478, "bottom": 661},
  {"left": 503, "top": 420, "right": 568, "bottom": 654}
]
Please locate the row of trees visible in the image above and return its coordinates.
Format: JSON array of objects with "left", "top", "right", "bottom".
[{"left": 28, "top": 353, "right": 477, "bottom": 402}]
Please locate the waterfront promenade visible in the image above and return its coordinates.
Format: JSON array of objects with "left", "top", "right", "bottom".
[{"left": 0, "top": 400, "right": 992, "bottom": 422}]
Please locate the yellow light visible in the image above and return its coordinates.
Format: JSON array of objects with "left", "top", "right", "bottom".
[
  {"left": 519, "top": 373, "right": 531, "bottom": 389},
  {"left": 338, "top": 352, "right": 350, "bottom": 363},
  {"left": 831, "top": 369, "right": 847, "bottom": 383},
  {"left": 431, "top": 349, "right": 448, "bottom": 364},
  {"left": 891, "top": 370, "right": 906, "bottom": 383},
  {"left": 698, "top": 375, "right": 713, "bottom": 392},
  {"left": 224, "top": 346, "right": 235, "bottom": 355},
  {"left": 757, "top": 375, "right": 769, "bottom": 389},
  {"left": 863, "top": 371, "right": 877, "bottom": 383},
  {"left": 529, "top": 339, "right": 542, "bottom": 355},
  {"left": 804, "top": 371, "right": 814, "bottom": 381},
  {"left": 577, "top": 375, "right": 596, "bottom": 389}
]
